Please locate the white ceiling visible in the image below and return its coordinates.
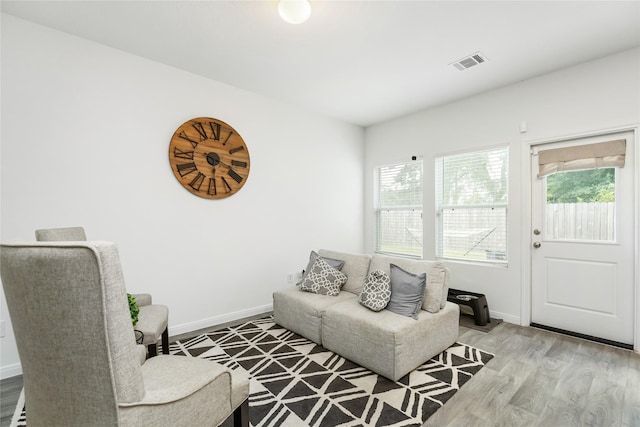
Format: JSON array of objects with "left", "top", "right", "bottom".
[{"left": 2, "top": 1, "right": 639, "bottom": 127}]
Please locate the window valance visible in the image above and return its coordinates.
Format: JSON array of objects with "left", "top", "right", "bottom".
[{"left": 537, "top": 139, "right": 626, "bottom": 177}]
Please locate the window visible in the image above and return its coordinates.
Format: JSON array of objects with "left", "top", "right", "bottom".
[
  {"left": 375, "top": 160, "right": 423, "bottom": 257},
  {"left": 436, "top": 147, "right": 508, "bottom": 264},
  {"left": 545, "top": 168, "right": 616, "bottom": 241}
]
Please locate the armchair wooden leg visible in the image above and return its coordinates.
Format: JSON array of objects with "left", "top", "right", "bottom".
[
  {"left": 233, "top": 400, "right": 249, "bottom": 427},
  {"left": 147, "top": 343, "right": 158, "bottom": 358},
  {"left": 161, "top": 327, "right": 169, "bottom": 355}
]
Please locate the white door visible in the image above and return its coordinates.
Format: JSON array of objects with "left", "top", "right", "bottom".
[{"left": 531, "top": 131, "right": 635, "bottom": 345}]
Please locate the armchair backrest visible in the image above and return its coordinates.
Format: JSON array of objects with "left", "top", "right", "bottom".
[
  {"left": 1, "top": 242, "right": 145, "bottom": 426},
  {"left": 35, "top": 226, "right": 87, "bottom": 241}
]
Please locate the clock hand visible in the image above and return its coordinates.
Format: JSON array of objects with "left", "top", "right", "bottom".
[
  {"left": 205, "top": 152, "right": 221, "bottom": 167},
  {"left": 204, "top": 153, "right": 243, "bottom": 172}
]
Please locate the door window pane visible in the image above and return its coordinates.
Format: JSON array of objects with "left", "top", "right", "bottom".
[{"left": 544, "top": 168, "right": 615, "bottom": 241}]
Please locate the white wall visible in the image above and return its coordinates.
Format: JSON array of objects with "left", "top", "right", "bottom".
[
  {"left": 364, "top": 48, "right": 640, "bottom": 325},
  {"left": 0, "top": 14, "right": 365, "bottom": 378}
]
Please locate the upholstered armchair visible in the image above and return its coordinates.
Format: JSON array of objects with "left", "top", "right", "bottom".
[
  {"left": 35, "top": 227, "right": 169, "bottom": 357},
  {"left": 1, "top": 241, "right": 249, "bottom": 426}
]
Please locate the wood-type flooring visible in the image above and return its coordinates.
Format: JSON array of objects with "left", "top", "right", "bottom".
[{"left": 425, "top": 322, "right": 640, "bottom": 427}]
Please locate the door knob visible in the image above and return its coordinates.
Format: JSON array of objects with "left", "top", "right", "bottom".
[{"left": 533, "top": 242, "right": 541, "bottom": 248}]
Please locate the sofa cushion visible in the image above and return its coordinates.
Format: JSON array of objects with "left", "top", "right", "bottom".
[
  {"left": 321, "top": 298, "right": 460, "bottom": 381},
  {"left": 369, "top": 254, "right": 449, "bottom": 313},
  {"left": 297, "top": 251, "right": 345, "bottom": 286},
  {"left": 273, "top": 288, "right": 357, "bottom": 345},
  {"left": 386, "top": 264, "right": 426, "bottom": 319},
  {"left": 318, "top": 249, "right": 372, "bottom": 295},
  {"left": 299, "top": 256, "right": 348, "bottom": 296},
  {"left": 427, "top": 262, "right": 449, "bottom": 311},
  {"left": 358, "top": 270, "right": 391, "bottom": 312}
]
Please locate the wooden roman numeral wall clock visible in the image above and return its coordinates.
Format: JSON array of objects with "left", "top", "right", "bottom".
[{"left": 169, "top": 117, "right": 250, "bottom": 199}]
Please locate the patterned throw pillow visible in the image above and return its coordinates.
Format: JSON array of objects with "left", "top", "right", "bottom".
[
  {"left": 359, "top": 270, "right": 391, "bottom": 312},
  {"left": 297, "top": 251, "right": 345, "bottom": 286},
  {"left": 299, "top": 256, "right": 348, "bottom": 296}
]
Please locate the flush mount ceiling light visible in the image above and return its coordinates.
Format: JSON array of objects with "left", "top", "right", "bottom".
[{"left": 278, "top": 0, "right": 311, "bottom": 24}]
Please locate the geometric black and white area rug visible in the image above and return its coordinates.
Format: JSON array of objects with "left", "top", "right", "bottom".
[
  {"left": 175, "top": 317, "right": 494, "bottom": 427},
  {"left": 11, "top": 316, "right": 493, "bottom": 427}
]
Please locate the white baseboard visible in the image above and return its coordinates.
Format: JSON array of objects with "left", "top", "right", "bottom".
[
  {"left": 168, "top": 304, "right": 273, "bottom": 337},
  {"left": 490, "top": 310, "right": 520, "bottom": 325},
  {"left": 1, "top": 362, "right": 22, "bottom": 380}
]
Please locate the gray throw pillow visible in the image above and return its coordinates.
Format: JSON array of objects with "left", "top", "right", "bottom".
[
  {"left": 386, "top": 263, "right": 426, "bottom": 319},
  {"left": 359, "top": 270, "right": 391, "bottom": 312},
  {"left": 297, "top": 251, "right": 345, "bottom": 286},
  {"left": 299, "top": 256, "right": 348, "bottom": 296}
]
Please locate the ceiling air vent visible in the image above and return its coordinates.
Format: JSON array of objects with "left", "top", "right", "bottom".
[{"left": 451, "top": 52, "right": 488, "bottom": 71}]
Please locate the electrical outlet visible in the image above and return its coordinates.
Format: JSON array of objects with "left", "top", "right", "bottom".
[
  {"left": 0, "top": 320, "right": 5, "bottom": 338},
  {"left": 287, "top": 273, "right": 294, "bottom": 284}
]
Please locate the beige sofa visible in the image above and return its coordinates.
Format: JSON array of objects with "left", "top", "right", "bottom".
[{"left": 273, "top": 249, "right": 459, "bottom": 381}]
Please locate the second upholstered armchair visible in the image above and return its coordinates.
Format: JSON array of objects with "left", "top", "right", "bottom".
[{"left": 35, "top": 226, "right": 169, "bottom": 357}]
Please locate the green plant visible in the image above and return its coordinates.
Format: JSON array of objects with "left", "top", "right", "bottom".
[{"left": 127, "top": 293, "right": 139, "bottom": 326}]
